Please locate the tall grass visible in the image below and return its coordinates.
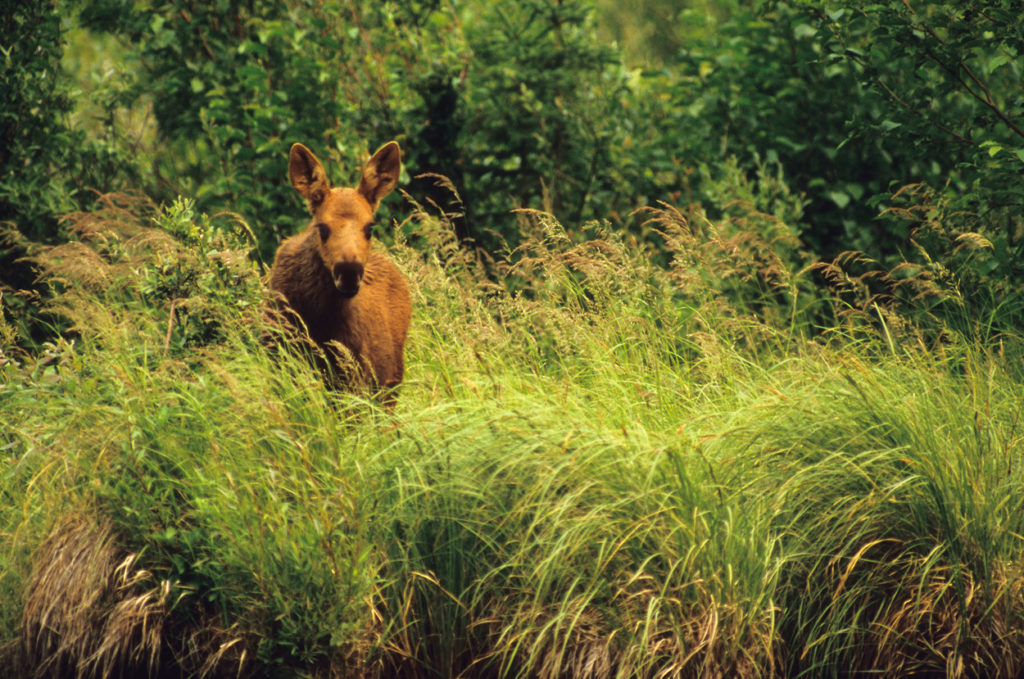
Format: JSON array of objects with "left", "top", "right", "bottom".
[{"left": 2, "top": 193, "right": 1023, "bottom": 677}]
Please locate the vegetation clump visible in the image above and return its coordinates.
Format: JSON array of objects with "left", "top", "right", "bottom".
[{"left": 3, "top": 190, "right": 1024, "bottom": 677}]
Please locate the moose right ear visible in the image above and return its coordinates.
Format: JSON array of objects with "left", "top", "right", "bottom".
[
  {"left": 358, "top": 141, "right": 402, "bottom": 209},
  {"left": 289, "top": 143, "right": 330, "bottom": 210}
]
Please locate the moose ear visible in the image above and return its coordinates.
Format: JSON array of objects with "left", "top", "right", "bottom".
[
  {"left": 289, "top": 143, "right": 330, "bottom": 210},
  {"left": 357, "top": 142, "right": 402, "bottom": 209}
]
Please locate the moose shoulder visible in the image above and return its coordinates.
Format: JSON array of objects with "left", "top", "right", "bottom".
[{"left": 269, "top": 142, "right": 411, "bottom": 404}]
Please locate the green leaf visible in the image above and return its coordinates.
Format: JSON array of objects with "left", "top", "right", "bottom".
[
  {"left": 988, "top": 53, "right": 1009, "bottom": 73},
  {"left": 827, "top": 191, "right": 851, "bottom": 209},
  {"left": 980, "top": 140, "right": 1003, "bottom": 157},
  {"left": 793, "top": 24, "right": 816, "bottom": 39}
]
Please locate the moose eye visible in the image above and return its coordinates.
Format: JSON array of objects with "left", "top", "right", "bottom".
[
  {"left": 363, "top": 222, "right": 373, "bottom": 240},
  {"left": 316, "top": 223, "right": 330, "bottom": 242}
]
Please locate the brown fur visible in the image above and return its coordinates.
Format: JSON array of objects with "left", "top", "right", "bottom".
[{"left": 269, "top": 142, "right": 411, "bottom": 403}]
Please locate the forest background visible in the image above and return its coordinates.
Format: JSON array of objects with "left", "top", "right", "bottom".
[{"left": 2, "top": 1, "right": 1024, "bottom": 677}]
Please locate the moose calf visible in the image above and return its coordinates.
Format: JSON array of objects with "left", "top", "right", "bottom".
[{"left": 269, "top": 142, "right": 411, "bottom": 403}]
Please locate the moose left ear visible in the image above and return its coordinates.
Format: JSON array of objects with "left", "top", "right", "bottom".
[
  {"left": 358, "top": 142, "right": 402, "bottom": 209},
  {"left": 289, "top": 143, "right": 331, "bottom": 211}
]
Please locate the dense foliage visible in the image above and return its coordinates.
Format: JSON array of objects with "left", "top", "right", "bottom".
[
  {"left": 4, "top": 0, "right": 1022, "bottom": 336},
  {"left": 1, "top": 2, "right": 82, "bottom": 241}
]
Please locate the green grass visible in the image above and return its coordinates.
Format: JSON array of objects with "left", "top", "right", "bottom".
[{"left": 2, "top": 197, "right": 1023, "bottom": 677}]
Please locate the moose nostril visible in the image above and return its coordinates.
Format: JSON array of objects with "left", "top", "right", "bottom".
[
  {"left": 332, "top": 262, "right": 364, "bottom": 296},
  {"left": 333, "top": 262, "right": 364, "bottom": 280}
]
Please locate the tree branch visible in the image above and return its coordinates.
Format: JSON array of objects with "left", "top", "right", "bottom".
[{"left": 902, "top": 1, "right": 1024, "bottom": 141}]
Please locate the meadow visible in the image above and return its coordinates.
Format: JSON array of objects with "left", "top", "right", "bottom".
[{"left": 2, "top": 188, "right": 1023, "bottom": 677}]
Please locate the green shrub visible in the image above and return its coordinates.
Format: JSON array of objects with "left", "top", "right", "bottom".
[
  {"left": 639, "top": 1, "right": 1022, "bottom": 273},
  {"left": 71, "top": 0, "right": 662, "bottom": 256},
  {"left": 0, "top": 1, "right": 78, "bottom": 242}
]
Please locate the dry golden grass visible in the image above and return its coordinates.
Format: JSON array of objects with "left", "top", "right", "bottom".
[
  {"left": 15, "top": 515, "right": 166, "bottom": 678},
  {"left": 10, "top": 515, "right": 254, "bottom": 679}
]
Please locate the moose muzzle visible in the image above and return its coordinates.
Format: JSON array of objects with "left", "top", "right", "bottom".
[{"left": 332, "top": 261, "right": 365, "bottom": 297}]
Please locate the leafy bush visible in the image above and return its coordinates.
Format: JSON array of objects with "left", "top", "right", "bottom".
[
  {"left": 70, "top": 0, "right": 661, "bottom": 257},
  {"left": 30, "top": 193, "right": 262, "bottom": 355},
  {"left": 645, "top": 1, "right": 1023, "bottom": 266},
  {"left": 1, "top": 1, "right": 150, "bottom": 350},
  {"left": 80, "top": 0, "right": 367, "bottom": 256},
  {"left": 810, "top": 0, "right": 1024, "bottom": 334},
  {"left": 0, "top": 1, "right": 82, "bottom": 349},
  {"left": 816, "top": 183, "right": 1024, "bottom": 342},
  {"left": 0, "top": 2, "right": 79, "bottom": 242},
  {"left": 455, "top": 0, "right": 639, "bottom": 243}
]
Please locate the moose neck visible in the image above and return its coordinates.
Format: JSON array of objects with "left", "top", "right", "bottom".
[{"left": 286, "top": 230, "right": 355, "bottom": 339}]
